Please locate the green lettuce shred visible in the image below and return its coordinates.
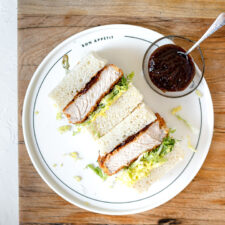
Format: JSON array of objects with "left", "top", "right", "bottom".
[
  {"left": 171, "top": 106, "right": 197, "bottom": 133},
  {"left": 56, "top": 112, "right": 63, "bottom": 120},
  {"left": 175, "top": 114, "right": 197, "bottom": 133},
  {"left": 62, "top": 54, "right": 70, "bottom": 70},
  {"left": 195, "top": 89, "right": 203, "bottom": 97},
  {"left": 57, "top": 125, "right": 71, "bottom": 134},
  {"left": 72, "top": 127, "right": 81, "bottom": 136},
  {"left": 86, "top": 164, "right": 108, "bottom": 181},
  {"left": 169, "top": 128, "right": 176, "bottom": 134}
]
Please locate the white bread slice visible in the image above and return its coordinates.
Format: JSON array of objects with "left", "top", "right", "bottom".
[
  {"left": 98, "top": 103, "right": 157, "bottom": 155},
  {"left": 49, "top": 52, "right": 107, "bottom": 110},
  {"left": 133, "top": 143, "right": 184, "bottom": 192},
  {"left": 88, "top": 84, "right": 143, "bottom": 138}
]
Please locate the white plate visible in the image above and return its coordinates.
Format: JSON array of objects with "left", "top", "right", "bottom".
[{"left": 22, "top": 24, "right": 214, "bottom": 215}]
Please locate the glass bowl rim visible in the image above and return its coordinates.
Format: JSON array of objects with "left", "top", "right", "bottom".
[{"left": 142, "top": 35, "right": 205, "bottom": 98}]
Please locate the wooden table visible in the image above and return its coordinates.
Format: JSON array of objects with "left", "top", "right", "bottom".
[{"left": 18, "top": 1, "right": 225, "bottom": 224}]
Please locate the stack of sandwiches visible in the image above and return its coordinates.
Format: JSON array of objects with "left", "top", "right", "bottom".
[{"left": 49, "top": 52, "right": 183, "bottom": 188}]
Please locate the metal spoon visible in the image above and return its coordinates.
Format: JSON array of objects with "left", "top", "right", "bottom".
[{"left": 179, "top": 12, "right": 225, "bottom": 57}]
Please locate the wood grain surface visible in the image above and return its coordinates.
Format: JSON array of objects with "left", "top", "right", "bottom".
[{"left": 18, "top": 1, "right": 225, "bottom": 224}]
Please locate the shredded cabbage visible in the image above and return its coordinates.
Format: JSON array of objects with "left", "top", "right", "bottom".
[
  {"left": 86, "top": 164, "right": 108, "bottom": 181},
  {"left": 187, "top": 135, "right": 197, "bottom": 152},
  {"left": 169, "top": 128, "right": 176, "bottom": 134},
  {"left": 74, "top": 176, "right": 82, "bottom": 182},
  {"left": 118, "top": 135, "right": 176, "bottom": 186},
  {"left": 175, "top": 114, "right": 198, "bottom": 133},
  {"left": 57, "top": 125, "right": 71, "bottom": 134},
  {"left": 72, "top": 127, "right": 81, "bottom": 136},
  {"left": 56, "top": 112, "right": 62, "bottom": 120},
  {"left": 69, "top": 152, "right": 80, "bottom": 160},
  {"left": 171, "top": 106, "right": 198, "bottom": 133},
  {"left": 195, "top": 89, "right": 203, "bottom": 97},
  {"left": 171, "top": 106, "right": 182, "bottom": 115}
]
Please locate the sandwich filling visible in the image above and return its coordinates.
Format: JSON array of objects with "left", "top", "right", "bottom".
[
  {"left": 98, "top": 114, "right": 168, "bottom": 175},
  {"left": 63, "top": 64, "right": 123, "bottom": 124}
]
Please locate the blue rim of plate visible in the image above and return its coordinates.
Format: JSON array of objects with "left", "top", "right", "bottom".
[{"left": 32, "top": 35, "right": 202, "bottom": 204}]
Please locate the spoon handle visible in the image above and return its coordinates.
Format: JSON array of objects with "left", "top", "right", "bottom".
[{"left": 186, "top": 12, "right": 225, "bottom": 55}]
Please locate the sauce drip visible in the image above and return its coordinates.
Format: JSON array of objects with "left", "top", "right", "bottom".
[{"left": 148, "top": 44, "right": 195, "bottom": 92}]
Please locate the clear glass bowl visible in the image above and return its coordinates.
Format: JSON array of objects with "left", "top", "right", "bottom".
[{"left": 142, "top": 35, "right": 205, "bottom": 98}]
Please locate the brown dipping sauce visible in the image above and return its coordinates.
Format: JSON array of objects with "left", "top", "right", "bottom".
[{"left": 148, "top": 44, "right": 195, "bottom": 92}]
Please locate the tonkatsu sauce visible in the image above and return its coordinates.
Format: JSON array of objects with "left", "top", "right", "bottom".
[{"left": 148, "top": 44, "right": 195, "bottom": 92}]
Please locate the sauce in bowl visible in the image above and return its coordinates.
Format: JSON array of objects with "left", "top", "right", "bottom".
[{"left": 148, "top": 44, "right": 195, "bottom": 92}]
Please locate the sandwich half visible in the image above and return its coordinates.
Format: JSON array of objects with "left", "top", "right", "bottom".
[
  {"left": 93, "top": 100, "right": 183, "bottom": 189},
  {"left": 49, "top": 53, "right": 134, "bottom": 126},
  {"left": 98, "top": 110, "right": 168, "bottom": 175}
]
